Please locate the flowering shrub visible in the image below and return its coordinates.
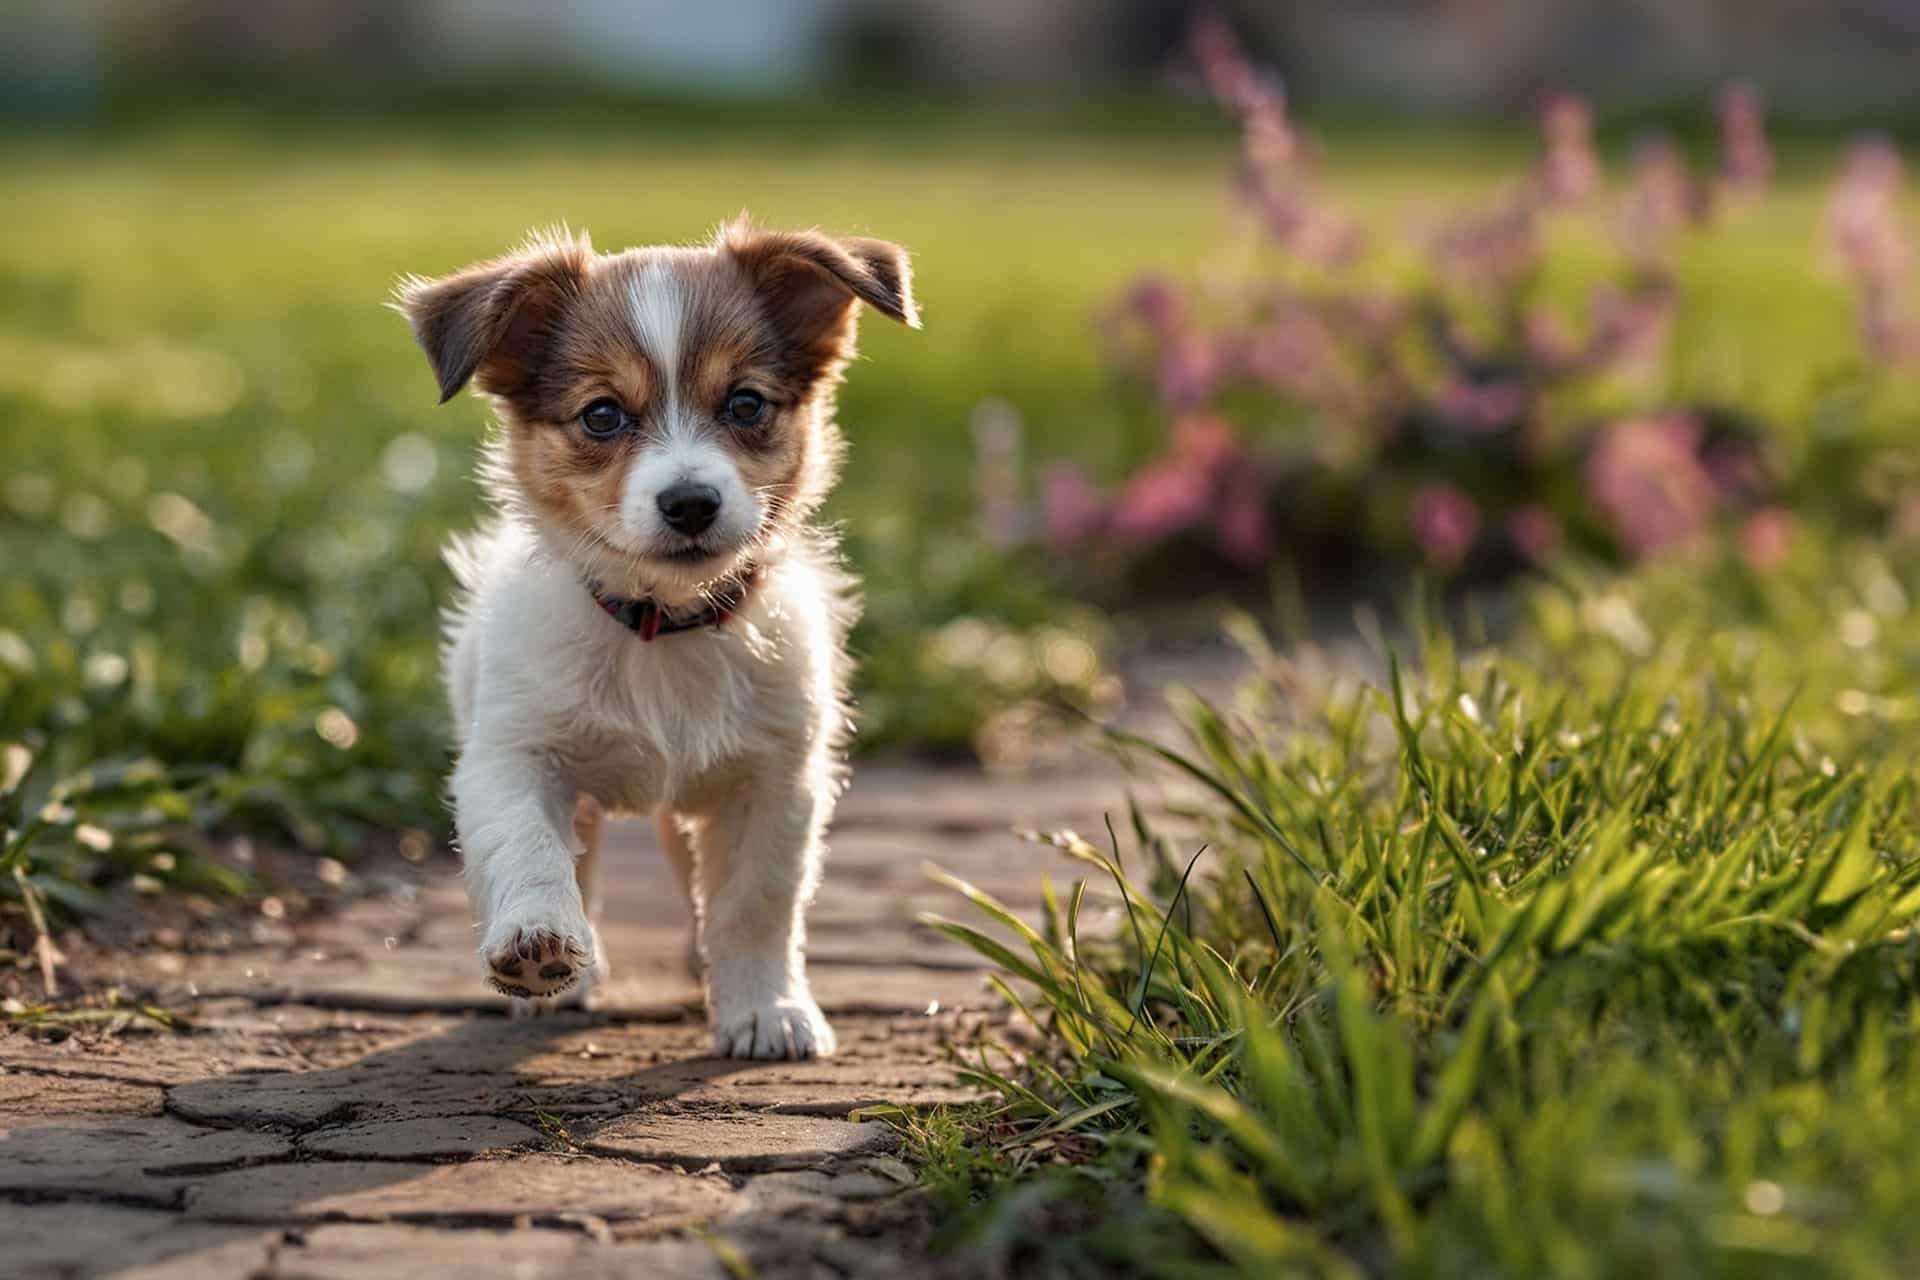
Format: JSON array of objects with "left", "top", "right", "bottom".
[
  {"left": 1020, "top": 18, "right": 1917, "bottom": 583},
  {"left": 1830, "top": 135, "right": 1920, "bottom": 366}
]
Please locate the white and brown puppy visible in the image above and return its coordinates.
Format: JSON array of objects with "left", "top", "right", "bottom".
[{"left": 396, "top": 220, "right": 916, "bottom": 1059}]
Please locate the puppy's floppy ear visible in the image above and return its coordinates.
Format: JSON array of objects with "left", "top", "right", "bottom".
[
  {"left": 723, "top": 220, "right": 919, "bottom": 369},
  {"left": 394, "top": 229, "right": 593, "bottom": 404}
]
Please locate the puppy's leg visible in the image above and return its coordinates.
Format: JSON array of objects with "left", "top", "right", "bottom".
[
  {"left": 654, "top": 805, "right": 701, "bottom": 977},
  {"left": 653, "top": 805, "right": 696, "bottom": 908},
  {"left": 530, "top": 794, "right": 607, "bottom": 1014},
  {"left": 687, "top": 763, "right": 835, "bottom": 1060},
  {"left": 510, "top": 795, "right": 607, "bottom": 1020},
  {"left": 454, "top": 744, "right": 596, "bottom": 1005},
  {"left": 574, "top": 793, "right": 606, "bottom": 917}
]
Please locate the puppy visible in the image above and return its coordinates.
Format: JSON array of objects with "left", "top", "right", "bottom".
[{"left": 396, "top": 220, "right": 917, "bottom": 1059}]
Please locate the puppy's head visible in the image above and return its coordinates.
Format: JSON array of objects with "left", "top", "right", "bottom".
[{"left": 398, "top": 221, "right": 917, "bottom": 598}]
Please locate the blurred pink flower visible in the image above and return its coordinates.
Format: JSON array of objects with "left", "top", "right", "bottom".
[
  {"left": 1507, "top": 505, "right": 1562, "bottom": 563},
  {"left": 971, "top": 399, "right": 1028, "bottom": 548},
  {"left": 1431, "top": 201, "right": 1538, "bottom": 286},
  {"left": 1587, "top": 283, "right": 1674, "bottom": 368},
  {"left": 1155, "top": 335, "right": 1225, "bottom": 407},
  {"left": 1129, "top": 276, "right": 1187, "bottom": 338},
  {"left": 1862, "top": 287, "right": 1920, "bottom": 365},
  {"left": 1239, "top": 312, "right": 1336, "bottom": 399},
  {"left": 1620, "top": 135, "right": 1703, "bottom": 266},
  {"left": 1275, "top": 204, "right": 1366, "bottom": 268},
  {"left": 1740, "top": 505, "right": 1793, "bottom": 570},
  {"left": 1439, "top": 379, "right": 1530, "bottom": 432},
  {"left": 1410, "top": 484, "right": 1481, "bottom": 567},
  {"left": 1110, "top": 457, "right": 1213, "bottom": 543},
  {"left": 1216, "top": 472, "right": 1272, "bottom": 566},
  {"left": 1828, "top": 138, "right": 1920, "bottom": 364},
  {"left": 1525, "top": 305, "right": 1581, "bottom": 369},
  {"left": 1173, "top": 414, "right": 1240, "bottom": 472},
  {"left": 1829, "top": 137, "right": 1910, "bottom": 280},
  {"left": 1193, "top": 13, "right": 1361, "bottom": 267},
  {"left": 1326, "top": 292, "right": 1405, "bottom": 344},
  {"left": 1586, "top": 414, "right": 1715, "bottom": 556},
  {"left": 1043, "top": 462, "right": 1106, "bottom": 549},
  {"left": 1718, "top": 83, "right": 1773, "bottom": 195},
  {"left": 1241, "top": 91, "right": 1303, "bottom": 187},
  {"left": 1538, "top": 93, "right": 1601, "bottom": 205},
  {"left": 1192, "top": 11, "right": 1265, "bottom": 117},
  {"left": 1894, "top": 490, "right": 1920, "bottom": 542}
]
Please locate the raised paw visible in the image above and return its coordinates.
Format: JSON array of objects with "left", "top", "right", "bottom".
[
  {"left": 711, "top": 995, "right": 836, "bottom": 1061},
  {"left": 482, "top": 920, "right": 593, "bottom": 1001},
  {"left": 507, "top": 945, "right": 605, "bottom": 1019}
]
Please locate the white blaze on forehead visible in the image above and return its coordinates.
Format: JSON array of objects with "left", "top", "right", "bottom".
[
  {"left": 616, "top": 256, "right": 763, "bottom": 556},
  {"left": 626, "top": 259, "right": 688, "bottom": 408}
]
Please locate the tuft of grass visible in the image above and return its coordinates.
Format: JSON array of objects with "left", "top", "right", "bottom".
[
  {"left": 930, "top": 530, "right": 1920, "bottom": 1278},
  {"left": 2, "top": 987, "right": 191, "bottom": 1033},
  {"left": 693, "top": 1224, "right": 758, "bottom": 1280},
  {"left": 528, "top": 1106, "right": 578, "bottom": 1152}
]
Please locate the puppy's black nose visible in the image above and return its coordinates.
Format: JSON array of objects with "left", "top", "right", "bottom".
[{"left": 657, "top": 482, "right": 721, "bottom": 536}]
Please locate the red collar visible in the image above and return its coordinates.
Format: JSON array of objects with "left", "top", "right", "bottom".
[{"left": 585, "top": 572, "right": 754, "bottom": 642}]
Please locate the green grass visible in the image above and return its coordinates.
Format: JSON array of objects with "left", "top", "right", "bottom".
[{"left": 921, "top": 530, "right": 1920, "bottom": 1277}]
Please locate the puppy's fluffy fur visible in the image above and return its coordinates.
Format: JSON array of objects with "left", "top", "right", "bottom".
[{"left": 396, "top": 220, "right": 917, "bottom": 1058}]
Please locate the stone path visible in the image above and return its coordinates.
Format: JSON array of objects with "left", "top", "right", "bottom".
[{"left": 1, "top": 755, "right": 1167, "bottom": 1279}]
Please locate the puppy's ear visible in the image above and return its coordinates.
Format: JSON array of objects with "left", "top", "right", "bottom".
[
  {"left": 724, "top": 222, "right": 919, "bottom": 370},
  {"left": 395, "top": 230, "right": 592, "bottom": 404}
]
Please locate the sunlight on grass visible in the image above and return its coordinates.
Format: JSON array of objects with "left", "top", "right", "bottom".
[{"left": 926, "top": 533, "right": 1920, "bottom": 1277}]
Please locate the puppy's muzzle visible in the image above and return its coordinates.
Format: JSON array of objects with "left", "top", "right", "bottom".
[{"left": 658, "top": 481, "right": 722, "bottom": 536}]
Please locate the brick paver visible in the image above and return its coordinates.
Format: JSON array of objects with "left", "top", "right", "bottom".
[{"left": 0, "top": 756, "right": 1155, "bottom": 1278}]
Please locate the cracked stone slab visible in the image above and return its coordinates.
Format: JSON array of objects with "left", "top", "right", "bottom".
[
  {"left": 162, "top": 1017, "right": 979, "bottom": 1134},
  {"left": 169, "top": 1052, "right": 976, "bottom": 1132},
  {"left": 117, "top": 1222, "right": 733, "bottom": 1280},
  {"left": 513, "top": 1057, "right": 979, "bottom": 1118},
  {"left": 162, "top": 952, "right": 990, "bottom": 1019},
  {"left": 298, "top": 1115, "right": 545, "bottom": 1160},
  {"left": 0, "top": 1026, "right": 301, "bottom": 1087},
  {"left": 713, "top": 1171, "right": 942, "bottom": 1280},
  {"left": 0, "top": 1201, "right": 275, "bottom": 1280},
  {"left": 0, "top": 1067, "right": 165, "bottom": 1117},
  {"left": 677, "top": 1059, "right": 978, "bottom": 1114},
  {"left": 169, "top": 1065, "right": 519, "bottom": 1130},
  {"left": 0, "top": 1115, "right": 293, "bottom": 1203},
  {"left": 730, "top": 1162, "right": 917, "bottom": 1215},
  {"left": 580, "top": 1112, "right": 897, "bottom": 1172},
  {"left": 182, "top": 1153, "right": 734, "bottom": 1226}
]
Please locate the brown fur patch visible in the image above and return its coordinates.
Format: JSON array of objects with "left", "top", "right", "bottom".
[{"left": 398, "top": 222, "right": 917, "bottom": 583}]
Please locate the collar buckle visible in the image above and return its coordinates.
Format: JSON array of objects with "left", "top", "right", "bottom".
[{"left": 586, "top": 575, "right": 750, "bottom": 642}]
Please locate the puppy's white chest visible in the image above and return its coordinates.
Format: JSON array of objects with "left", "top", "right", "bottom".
[{"left": 589, "top": 633, "right": 758, "bottom": 767}]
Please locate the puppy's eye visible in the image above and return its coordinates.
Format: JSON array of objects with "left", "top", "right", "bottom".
[
  {"left": 725, "top": 390, "right": 768, "bottom": 426},
  {"left": 580, "top": 399, "right": 627, "bottom": 438}
]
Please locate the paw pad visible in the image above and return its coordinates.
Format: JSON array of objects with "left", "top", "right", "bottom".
[{"left": 484, "top": 926, "right": 590, "bottom": 999}]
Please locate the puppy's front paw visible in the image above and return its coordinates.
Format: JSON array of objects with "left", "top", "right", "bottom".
[
  {"left": 482, "top": 914, "right": 593, "bottom": 1001},
  {"left": 712, "top": 995, "right": 836, "bottom": 1060},
  {"left": 507, "top": 957, "right": 603, "bottom": 1020}
]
